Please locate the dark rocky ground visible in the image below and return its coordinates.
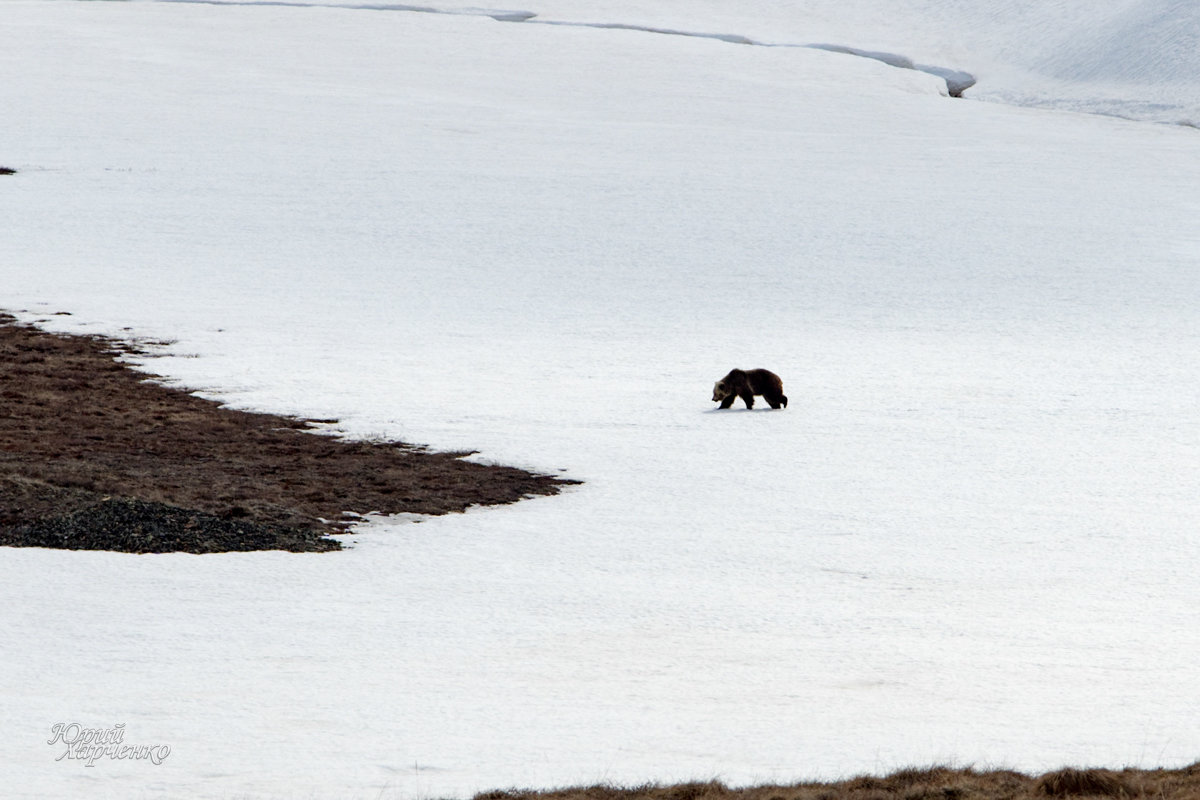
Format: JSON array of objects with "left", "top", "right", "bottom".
[{"left": 0, "top": 313, "right": 576, "bottom": 553}]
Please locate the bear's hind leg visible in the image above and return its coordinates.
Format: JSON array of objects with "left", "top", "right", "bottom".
[{"left": 740, "top": 391, "right": 755, "bottom": 409}]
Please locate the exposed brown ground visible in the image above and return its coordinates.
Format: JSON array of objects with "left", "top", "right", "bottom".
[
  {"left": 0, "top": 313, "right": 575, "bottom": 553},
  {"left": 473, "top": 765, "right": 1200, "bottom": 800}
]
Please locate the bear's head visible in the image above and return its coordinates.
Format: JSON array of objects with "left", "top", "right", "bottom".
[{"left": 712, "top": 380, "right": 731, "bottom": 402}]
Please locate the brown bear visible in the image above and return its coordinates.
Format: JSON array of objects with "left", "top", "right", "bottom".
[{"left": 712, "top": 368, "right": 787, "bottom": 409}]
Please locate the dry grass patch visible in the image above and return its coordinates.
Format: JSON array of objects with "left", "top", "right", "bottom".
[
  {"left": 0, "top": 313, "right": 577, "bottom": 553},
  {"left": 471, "top": 765, "right": 1200, "bottom": 800},
  {"left": 1037, "top": 769, "right": 1134, "bottom": 798}
]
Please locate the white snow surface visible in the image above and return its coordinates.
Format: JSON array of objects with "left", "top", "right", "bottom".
[
  {"left": 3, "top": 1, "right": 1200, "bottom": 798},
  {"left": 152, "top": 0, "right": 1200, "bottom": 124},
  {"left": 529, "top": 0, "right": 1200, "bottom": 124}
]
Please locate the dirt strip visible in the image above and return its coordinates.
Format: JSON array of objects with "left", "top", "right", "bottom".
[{"left": 0, "top": 313, "right": 576, "bottom": 553}]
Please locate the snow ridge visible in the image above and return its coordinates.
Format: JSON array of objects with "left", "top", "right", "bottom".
[{"left": 155, "top": 0, "right": 976, "bottom": 95}]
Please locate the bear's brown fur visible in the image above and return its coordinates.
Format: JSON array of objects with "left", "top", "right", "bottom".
[{"left": 712, "top": 368, "right": 787, "bottom": 410}]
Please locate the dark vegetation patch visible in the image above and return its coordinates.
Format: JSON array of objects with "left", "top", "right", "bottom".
[
  {"left": 473, "top": 764, "right": 1200, "bottom": 800},
  {"left": 0, "top": 167, "right": 15, "bottom": 175},
  {"left": 0, "top": 313, "right": 576, "bottom": 554}
]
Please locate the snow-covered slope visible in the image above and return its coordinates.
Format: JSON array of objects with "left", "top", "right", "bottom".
[
  {"left": 517, "top": 0, "right": 1200, "bottom": 124},
  {"left": 149, "top": 0, "right": 1200, "bottom": 123},
  {"left": 3, "top": 2, "right": 1200, "bottom": 798}
]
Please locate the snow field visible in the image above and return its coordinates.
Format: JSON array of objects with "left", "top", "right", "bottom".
[{"left": 3, "top": 2, "right": 1200, "bottom": 798}]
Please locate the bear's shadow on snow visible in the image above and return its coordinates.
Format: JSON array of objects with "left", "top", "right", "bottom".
[{"left": 703, "top": 407, "right": 786, "bottom": 414}]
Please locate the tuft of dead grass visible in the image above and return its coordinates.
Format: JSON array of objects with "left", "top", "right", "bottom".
[{"left": 1037, "top": 769, "right": 1133, "bottom": 798}]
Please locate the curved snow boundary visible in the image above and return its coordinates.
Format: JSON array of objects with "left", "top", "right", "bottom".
[
  {"left": 157, "top": 0, "right": 537, "bottom": 21},
  {"left": 533, "top": 23, "right": 976, "bottom": 96},
  {"left": 802, "top": 44, "right": 976, "bottom": 97},
  {"left": 154, "top": 0, "right": 976, "bottom": 96}
]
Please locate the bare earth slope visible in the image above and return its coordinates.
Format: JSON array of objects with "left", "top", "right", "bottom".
[{"left": 0, "top": 313, "right": 575, "bottom": 553}]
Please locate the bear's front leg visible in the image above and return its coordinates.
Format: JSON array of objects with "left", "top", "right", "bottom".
[
  {"left": 740, "top": 391, "right": 755, "bottom": 409},
  {"left": 719, "top": 395, "right": 737, "bottom": 409}
]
